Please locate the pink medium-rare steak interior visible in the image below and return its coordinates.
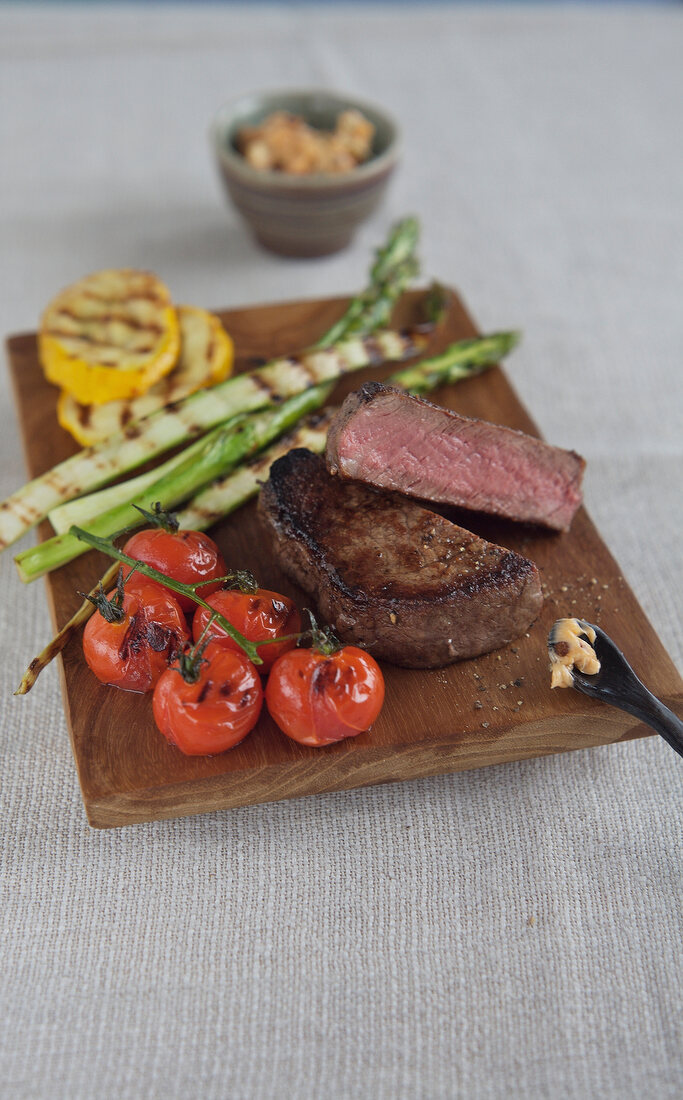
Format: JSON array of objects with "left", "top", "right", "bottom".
[{"left": 326, "top": 383, "right": 585, "bottom": 531}]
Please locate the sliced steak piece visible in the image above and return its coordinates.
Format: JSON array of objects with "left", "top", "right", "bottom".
[
  {"left": 326, "top": 382, "right": 585, "bottom": 532},
  {"left": 258, "top": 449, "right": 543, "bottom": 669}
]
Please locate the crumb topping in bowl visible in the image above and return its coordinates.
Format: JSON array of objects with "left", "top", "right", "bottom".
[{"left": 237, "top": 109, "right": 375, "bottom": 175}]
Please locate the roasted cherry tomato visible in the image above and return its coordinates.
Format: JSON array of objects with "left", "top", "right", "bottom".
[
  {"left": 193, "top": 586, "right": 301, "bottom": 673},
  {"left": 265, "top": 645, "right": 385, "bottom": 746},
  {"left": 122, "top": 507, "right": 226, "bottom": 613},
  {"left": 153, "top": 645, "right": 263, "bottom": 755},
  {"left": 83, "top": 580, "right": 189, "bottom": 692}
]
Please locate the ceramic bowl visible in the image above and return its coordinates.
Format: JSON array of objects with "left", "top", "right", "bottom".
[{"left": 211, "top": 88, "right": 400, "bottom": 257}]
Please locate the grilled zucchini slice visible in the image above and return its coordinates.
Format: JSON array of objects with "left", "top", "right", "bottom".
[
  {"left": 39, "top": 269, "right": 181, "bottom": 405},
  {"left": 57, "top": 305, "right": 234, "bottom": 446}
]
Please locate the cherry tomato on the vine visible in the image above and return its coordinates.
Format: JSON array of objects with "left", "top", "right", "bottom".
[
  {"left": 122, "top": 526, "right": 226, "bottom": 613},
  {"left": 153, "top": 646, "right": 263, "bottom": 755},
  {"left": 265, "top": 645, "right": 385, "bottom": 746},
  {"left": 83, "top": 582, "right": 189, "bottom": 692},
  {"left": 193, "top": 587, "right": 301, "bottom": 673}
]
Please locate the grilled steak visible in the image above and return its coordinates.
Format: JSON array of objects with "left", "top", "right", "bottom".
[
  {"left": 326, "top": 382, "right": 585, "bottom": 532},
  {"left": 258, "top": 449, "right": 543, "bottom": 668}
]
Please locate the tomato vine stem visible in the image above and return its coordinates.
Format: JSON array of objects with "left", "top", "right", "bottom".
[{"left": 69, "top": 526, "right": 262, "bottom": 665}]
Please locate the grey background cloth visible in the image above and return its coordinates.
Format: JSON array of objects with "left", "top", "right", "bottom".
[{"left": 1, "top": 5, "right": 681, "bottom": 1098}]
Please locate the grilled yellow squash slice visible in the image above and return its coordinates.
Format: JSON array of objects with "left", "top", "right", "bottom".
[
  {"left": 39, "top": 269, "right": 181, "bottom": 405},
  {"left": 57, "top": 305, "right": 234, "bottom": 446}
]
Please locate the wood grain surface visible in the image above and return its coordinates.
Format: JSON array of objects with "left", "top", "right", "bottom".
[{"left": 6, "top": 290, "right": 682, "bottom": 828}]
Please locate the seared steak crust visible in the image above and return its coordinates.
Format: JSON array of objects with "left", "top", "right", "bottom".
[
  {"left": 326, "top": 382, "right": 585, "bottom": 532},
  {"left": 258, "top": 449, "right": 543, "bottom": 668}
]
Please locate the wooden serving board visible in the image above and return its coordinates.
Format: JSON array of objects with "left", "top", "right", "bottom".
[{"left": 7, "top": 290, "right": 683, "bottom": 828}]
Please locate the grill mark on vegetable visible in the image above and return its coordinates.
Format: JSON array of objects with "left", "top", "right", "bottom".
[
  {"left": 182, "top": 421, "right": 207, "bottom": 439},
  {"left": 146, "top": 622, "right": 172, "bottom": 652},
  {"left": 56, "top": 307, "right": 165, "bottom": 335},
  {"left": 2, "top": 497, "right": 49, "bottom": 525},
  {"left": 78, "top": 288, "right": 166, "bottom": 307},
  {"left": 119, "top": 616, "right": 180, "bottom": 662},
  {"left": 77, "top": 403, "right": 92, "bottom": 429},
  {"left": 245, "top": 452, "right": 272, "bottom": 471},
  {"left": 180, "top": 504, "right": 218, "bottom": 523},
  {"left": 363, "top": 336, "right": 385, "bottom": 365},
  {"left": 43, "top": 470, "right": 72, "bottom": 492},
  {"left": 197, "top": 680, "right": 212, "bottom": 703},
  {"left": 162, "top": 372, "right": 180, "bottom": 398},
  {"left": 312, "top": 660, "right": 339, "bottom": 695},
  {"left": 119, "top": 613, "right": 146, "bottom": 659},
  {"left": 41, "top": 468, "right": 75, "bottom": 499},
  {"left": 250, "top": 372, "right": 281, "bottom": 398},
  {"left": 47, "top": 331, "right": 158, "bottom": 355},
  {"left": 219, "top": 681, "right": 234, "bottom": 697},
  {"left": 45, "top": 329, "right": 122, "bottom": 350},
  {"left": 306, "top": 410, "right": 333, "bottom": 429},
  {"left": 290, "top": 358, "right": 320, "bottom": 386}
]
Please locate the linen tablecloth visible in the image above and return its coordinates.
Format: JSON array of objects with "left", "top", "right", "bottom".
[{"left": 1, "top": 5, "right": 681, "bottom": 1097}]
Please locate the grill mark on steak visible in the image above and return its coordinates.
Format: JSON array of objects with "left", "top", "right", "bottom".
[
  {"left": 258, "top": 450, "right": 543, "bottom": 668},
  {"left": 326, "top": 383, "right": 585, "bottom": 532}
]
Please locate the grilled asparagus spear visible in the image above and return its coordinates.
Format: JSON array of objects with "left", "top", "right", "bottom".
[
  {"left": 1, "top": 331, "right": 422, "bottom": 552},
  {"left": 1, "top": 218, "right": 423, "bottom": 552},
  {"left": 317, "top": 217, "right": 420, "bottom": 346},
  {"left": 15, "top": 384, "right": 332, "bottom": 582}
]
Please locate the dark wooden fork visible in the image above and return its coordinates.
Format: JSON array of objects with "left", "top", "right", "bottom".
[{"left": 548, "top": 619, "right": 683, "bottom": 758}]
